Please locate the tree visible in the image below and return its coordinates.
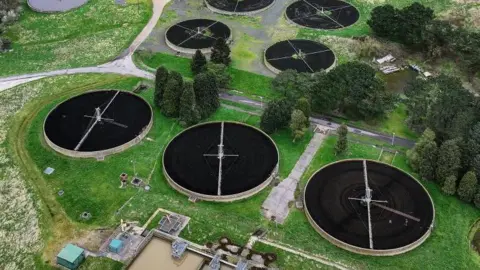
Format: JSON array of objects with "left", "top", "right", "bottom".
[
  {"left": 436, "top": 139, "right": 461, "bottom": 185},
  {"left": 442, "top": 175, "right": 457, "bottom": 195},
  {"left": 404, "top": 79, "right": 431, "bottom": 132},
  {"left": 311, "top": 72, "right": 339, "bottom": 113},
  {"left": 472, "top": 155, "right": 480, "bottom": 178},
  {"left": 425, "top": 75, "right": 474, "bottom": 141},
  {"left": 457, "top": 171, "right": 477, "bottom": 202},
  {"left": 397, "top": 3, "right": 434, "bottom": 48},
  {"left": 160, "top": 77, "right": 183, "bottom": 117},
  {"left": 205, "top": 63, "right": 231, "bottom": 90},
  {"left": 194, "top": 72, "right": 220, "bottom": 118},
  {"left": 335, "top": 124, "right": 348, "bottom": 156},
  {"left": 367, "top": 5, "right": 401, "bottom": 40},
  {"left": 272, "top": 70, "right": 320, "bottom": 100},
  {"left": 260, "top": 99, "right": 292, "bottom": 134},
  {"left": 327, "top": 62, "right": 393, "bottom": 119},
  {"left": 406, "top": 128, "right": 438, "bottom": 180},
  {"left": 191, "top": 50, "right": 207, "bottom": 75},
  {"left": 466, "top": 123, "right": 480, "bottom": 165},
  {"left": 179, "top": 82, "right": 200, "bottom": 126},
  {"left": 210, "top": 38, "right": 231, "bottom": 66},
  {"left": 474, "top": 188, "right": 480, "bottom": 208},
  {"left": 290, "top": 109, "right": 308, "bottom": 142},
  {"left": 295, "top": 97, "right": 311, "bottom": 118},
  {"left": 154, "top": 66, "right": 169, "bottom": 107}
]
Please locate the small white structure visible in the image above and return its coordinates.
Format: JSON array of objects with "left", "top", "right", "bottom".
[
  {"left": 380, "top": 65, "right": 400, "bottom": 74},
  {"left": 376, "top": 54, "right": 396, "bottom": 64}
]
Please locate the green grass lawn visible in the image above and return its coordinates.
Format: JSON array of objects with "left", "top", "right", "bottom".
[
  {"left": 78, "top": 257, "right": 123, "bottom": 270},
  {"left": 0, "top": 0, "right": 152, "bottom": 77},
  {"left": 265, "top": 135, "right": 480, "bottom": 269},
  {"left": 330, "top": 103, "right": 418, "bottom": 140},
  {"left": 134, "top": 51, "right": 278, "bottom": 100}
]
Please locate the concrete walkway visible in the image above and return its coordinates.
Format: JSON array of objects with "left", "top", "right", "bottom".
[{"left": 262, "top": 131, "right": 327, "bottom": 224}]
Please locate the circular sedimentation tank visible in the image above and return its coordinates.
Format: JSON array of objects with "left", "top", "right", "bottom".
[
  {"left": 165, "top": 19, "right": 232, "bottom": 54},
  {"left": 163, "top": 121, "right": 279, "bottom": 202},
  {"left": 205, "top": 0, "right": 275, "bottom": 15},
  {"left": 28, "top": 0, "right": 89, "bottom": 13},
  {"left": 44, "top": 90, "right": 153, "bottom": 158},
  {"left": 264, "top": 39, "right": 335, "bottom": 74},
  {"left": 286, "top": 0, "right": 359, "bottom": 30},
  {"left": 304, "top": 159, "right": 435, "bottom": 256}
]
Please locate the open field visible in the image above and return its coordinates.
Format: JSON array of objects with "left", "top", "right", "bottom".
[{"left": 0, "top": 0, "right": 152, "bottom": 77}]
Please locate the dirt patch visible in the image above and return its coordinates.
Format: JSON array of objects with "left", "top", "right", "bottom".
[
  {"left": 315, "top": 36, "right": 405, "bottom": 64},
  {"left": 74, "top": 228, "right": 114, "bottom": 251}
]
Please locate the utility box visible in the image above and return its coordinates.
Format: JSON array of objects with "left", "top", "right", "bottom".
[
  {"left": 57, "top": 244, "right": 85, "bottom": 269},
  {"left": 109, "top": 239, "right": 124, "bottom": 254}
]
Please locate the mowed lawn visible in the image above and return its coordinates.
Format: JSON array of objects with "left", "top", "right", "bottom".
[
  {"left": 0, "top": 0, "right": 152, "bottom": 77},
  {"left": 264, "top": 135, "right": 480, "bottom": 269}
]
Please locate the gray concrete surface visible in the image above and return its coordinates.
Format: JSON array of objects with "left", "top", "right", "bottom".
[{"left": 262, "top": 131, "right": 327, "bottom": 224}]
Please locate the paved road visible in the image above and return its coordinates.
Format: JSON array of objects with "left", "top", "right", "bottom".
[{"left": 219, "top": 93, "right": 416, "bottom": 148}]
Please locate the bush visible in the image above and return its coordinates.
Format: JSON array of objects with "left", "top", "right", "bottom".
[
  {"left": 457, "top": 171, "right": 477, "bottom": 202},
  {"left": 191, "top": 50, "right": 207, "bottom": 75},
  {"left": 260, "top": 99, "right": 292, "bottom": 134},
  {"left": 194, "top": 72, "right": 219, "bottom": 118},
  {"left": 442, "top": 175, "right": 457, "bottom": 195}
]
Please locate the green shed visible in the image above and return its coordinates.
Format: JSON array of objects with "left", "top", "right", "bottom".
[{"left": 57, "top": 244, "right": 85, "bottom": 269}]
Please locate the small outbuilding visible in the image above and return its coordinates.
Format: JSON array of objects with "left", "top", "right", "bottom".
[
  {"left": 109, "top": 239, "right": 124, "bottom": 254},
  {"left": 57, "top": 244, "right": 85, "bottom": 269}
]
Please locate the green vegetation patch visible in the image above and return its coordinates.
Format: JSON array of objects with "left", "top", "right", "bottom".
[
  {"left": 134, "top": 51, "right": 277, "bottom": 100},
  {"left": 1, "top": 0, "right": 152, "bottom": 76}
]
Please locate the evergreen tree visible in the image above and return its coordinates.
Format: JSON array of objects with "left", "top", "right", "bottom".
[
  {"left": 154, "top": 66, "right": 169, "bottom": 107},
  {"left": 335, "top": 124, "right": 348, "bottom": 156},
  {"left": 457, "top": 171, "right": 477, "bottom": 202},
  {"left": 206, "top": 63, "right": 231, "bottom": 90},
  {"left": 442, "top": 175, "right": 457, "bottom": 195},
  {"left": 473, "top": 188, "right": 480, "bottom": 209},
  {"left": 472, "top": 155, "right": 480, "bottom": 177},
  {"left": 194, "top": 72, "right": 220, "bottom": 118},
  {"left": 260, "top": 99, "right": 292, "bottom": 134},
  {"left": 179, "top": 82, "right": 200, "bottom": 126},
  {"left": 406, "top": 128, "right": 438, "bottom": 180},
  {"left": 160, "top": 77, "right": 183, "bottom": 117},
  {"left": 295, "top": 97, "right": 311, "bottom": 119},
  {"left": 210, "top": 38, "right": 231, "bottom": 66},
  {"left": 191, "top": 50, "right": 207, "bottom": 75},
  {"left": 290, "top": 109, "right": 308, "bottom": 142},
  {"left": 436, "top": 139, "right": 461, "bottom": 185},
  {"left": 466, "top": 122, "right": 480, "bottom": 165}
]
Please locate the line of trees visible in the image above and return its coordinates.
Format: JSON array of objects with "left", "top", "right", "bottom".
[
  {"left": 154, "top": 65, "right": 219, "bottom": 126},
  {"left": 260, "top": 62, "right": 394, "bottom": 141},
  {"left": 405, "top": 75, "right": 480, "bottom": 208},
  {"left": 154, "top": 39, "right": 232, "bottom": 126},
  {"left": 368, "top": 2, "right": 480, "bottom": 77}
]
